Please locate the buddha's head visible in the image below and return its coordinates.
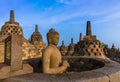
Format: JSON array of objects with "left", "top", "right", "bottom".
[{"left": 47, "top": 28, "right": 59, "bottom": 46}]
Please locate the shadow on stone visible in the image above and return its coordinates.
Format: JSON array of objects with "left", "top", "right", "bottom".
[
  {"left": 66, "top": 57, "right": 105, "bottom": 72},
  {"left": 26, "top": 56, "right": 105, "bottom": 73},
  {"left": 25, "top": 58, "right": 42, "bottom": 73}
]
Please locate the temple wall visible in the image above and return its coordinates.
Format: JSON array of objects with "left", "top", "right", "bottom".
[
  {"left": 0, "top": 40, "right": 45, "bottom": 62},
  {"left": 22, "top": 41, "right": 45, "bottom": 60},
  {"left": 0, "top": 43, "right": 4, "bottom": 62}
]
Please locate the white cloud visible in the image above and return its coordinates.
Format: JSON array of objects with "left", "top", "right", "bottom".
[
  {"left": 56, "top": 0, "right": 72, "bottom": 5},
  {"left": 94, "top": 11, "right": 120, "bottom": 24}
]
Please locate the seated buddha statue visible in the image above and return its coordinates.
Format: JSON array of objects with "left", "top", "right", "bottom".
[{"left": 42, "top": 28, "right": 69, "bottom": 74}]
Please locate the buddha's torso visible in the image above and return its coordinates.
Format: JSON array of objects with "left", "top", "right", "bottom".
[{"left": 47, "top": 45, "right": 62, "bottom": 68}]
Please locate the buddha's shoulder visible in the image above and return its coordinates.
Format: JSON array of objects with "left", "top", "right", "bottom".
[{"left": 45, "top": 45, "right": 57, "bottom": 50}]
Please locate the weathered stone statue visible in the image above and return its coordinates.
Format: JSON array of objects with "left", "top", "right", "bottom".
[{"left": 42, "top": 28, "right": 69, "bottom": 74}]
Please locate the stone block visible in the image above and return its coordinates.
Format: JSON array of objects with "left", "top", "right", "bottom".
[{"left": 4, "top": 35, "right": 23, "bottom": 71}]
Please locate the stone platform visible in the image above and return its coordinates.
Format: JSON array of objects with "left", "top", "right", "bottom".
[
  {"left": 0, "top": 63, "right": 33, "bottom": 79},
  {"left": 1, "top": 58, "right": 120, "bottom": 82}
]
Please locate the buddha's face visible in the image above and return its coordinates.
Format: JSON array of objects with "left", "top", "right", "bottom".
[{"left": 48, "top": 34, "right": 59, "bottom": 46}]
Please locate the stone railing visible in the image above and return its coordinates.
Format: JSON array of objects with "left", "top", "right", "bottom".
[{"left": 1, "top": 57, "right": 120, "bottom": 82}]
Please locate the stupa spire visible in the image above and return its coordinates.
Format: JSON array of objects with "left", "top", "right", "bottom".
[
  {"left": 62, "top": 41, "right": 64, "bottom": 45},
  {"left": 112, "top": 44, "right": 115, "bottom": 49},
  {"left": 79, "top": 33, "right": 82, "bottom": 41},
  {"left": 10, "top": 10, "right": 14, "bottom": 23},
  {"left": 86, "top": 21, "right": 92, "bottom": 36},
  {"left": 35, "top": 24, "right": 38, "bottom": 32},
  {"left": 71, "top": 38, "right": 73, "bottom": 44}
]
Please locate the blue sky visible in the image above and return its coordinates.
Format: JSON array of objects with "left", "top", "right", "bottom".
[{"left": 0, "top": 0, "right": 120, "bottom": 48}]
